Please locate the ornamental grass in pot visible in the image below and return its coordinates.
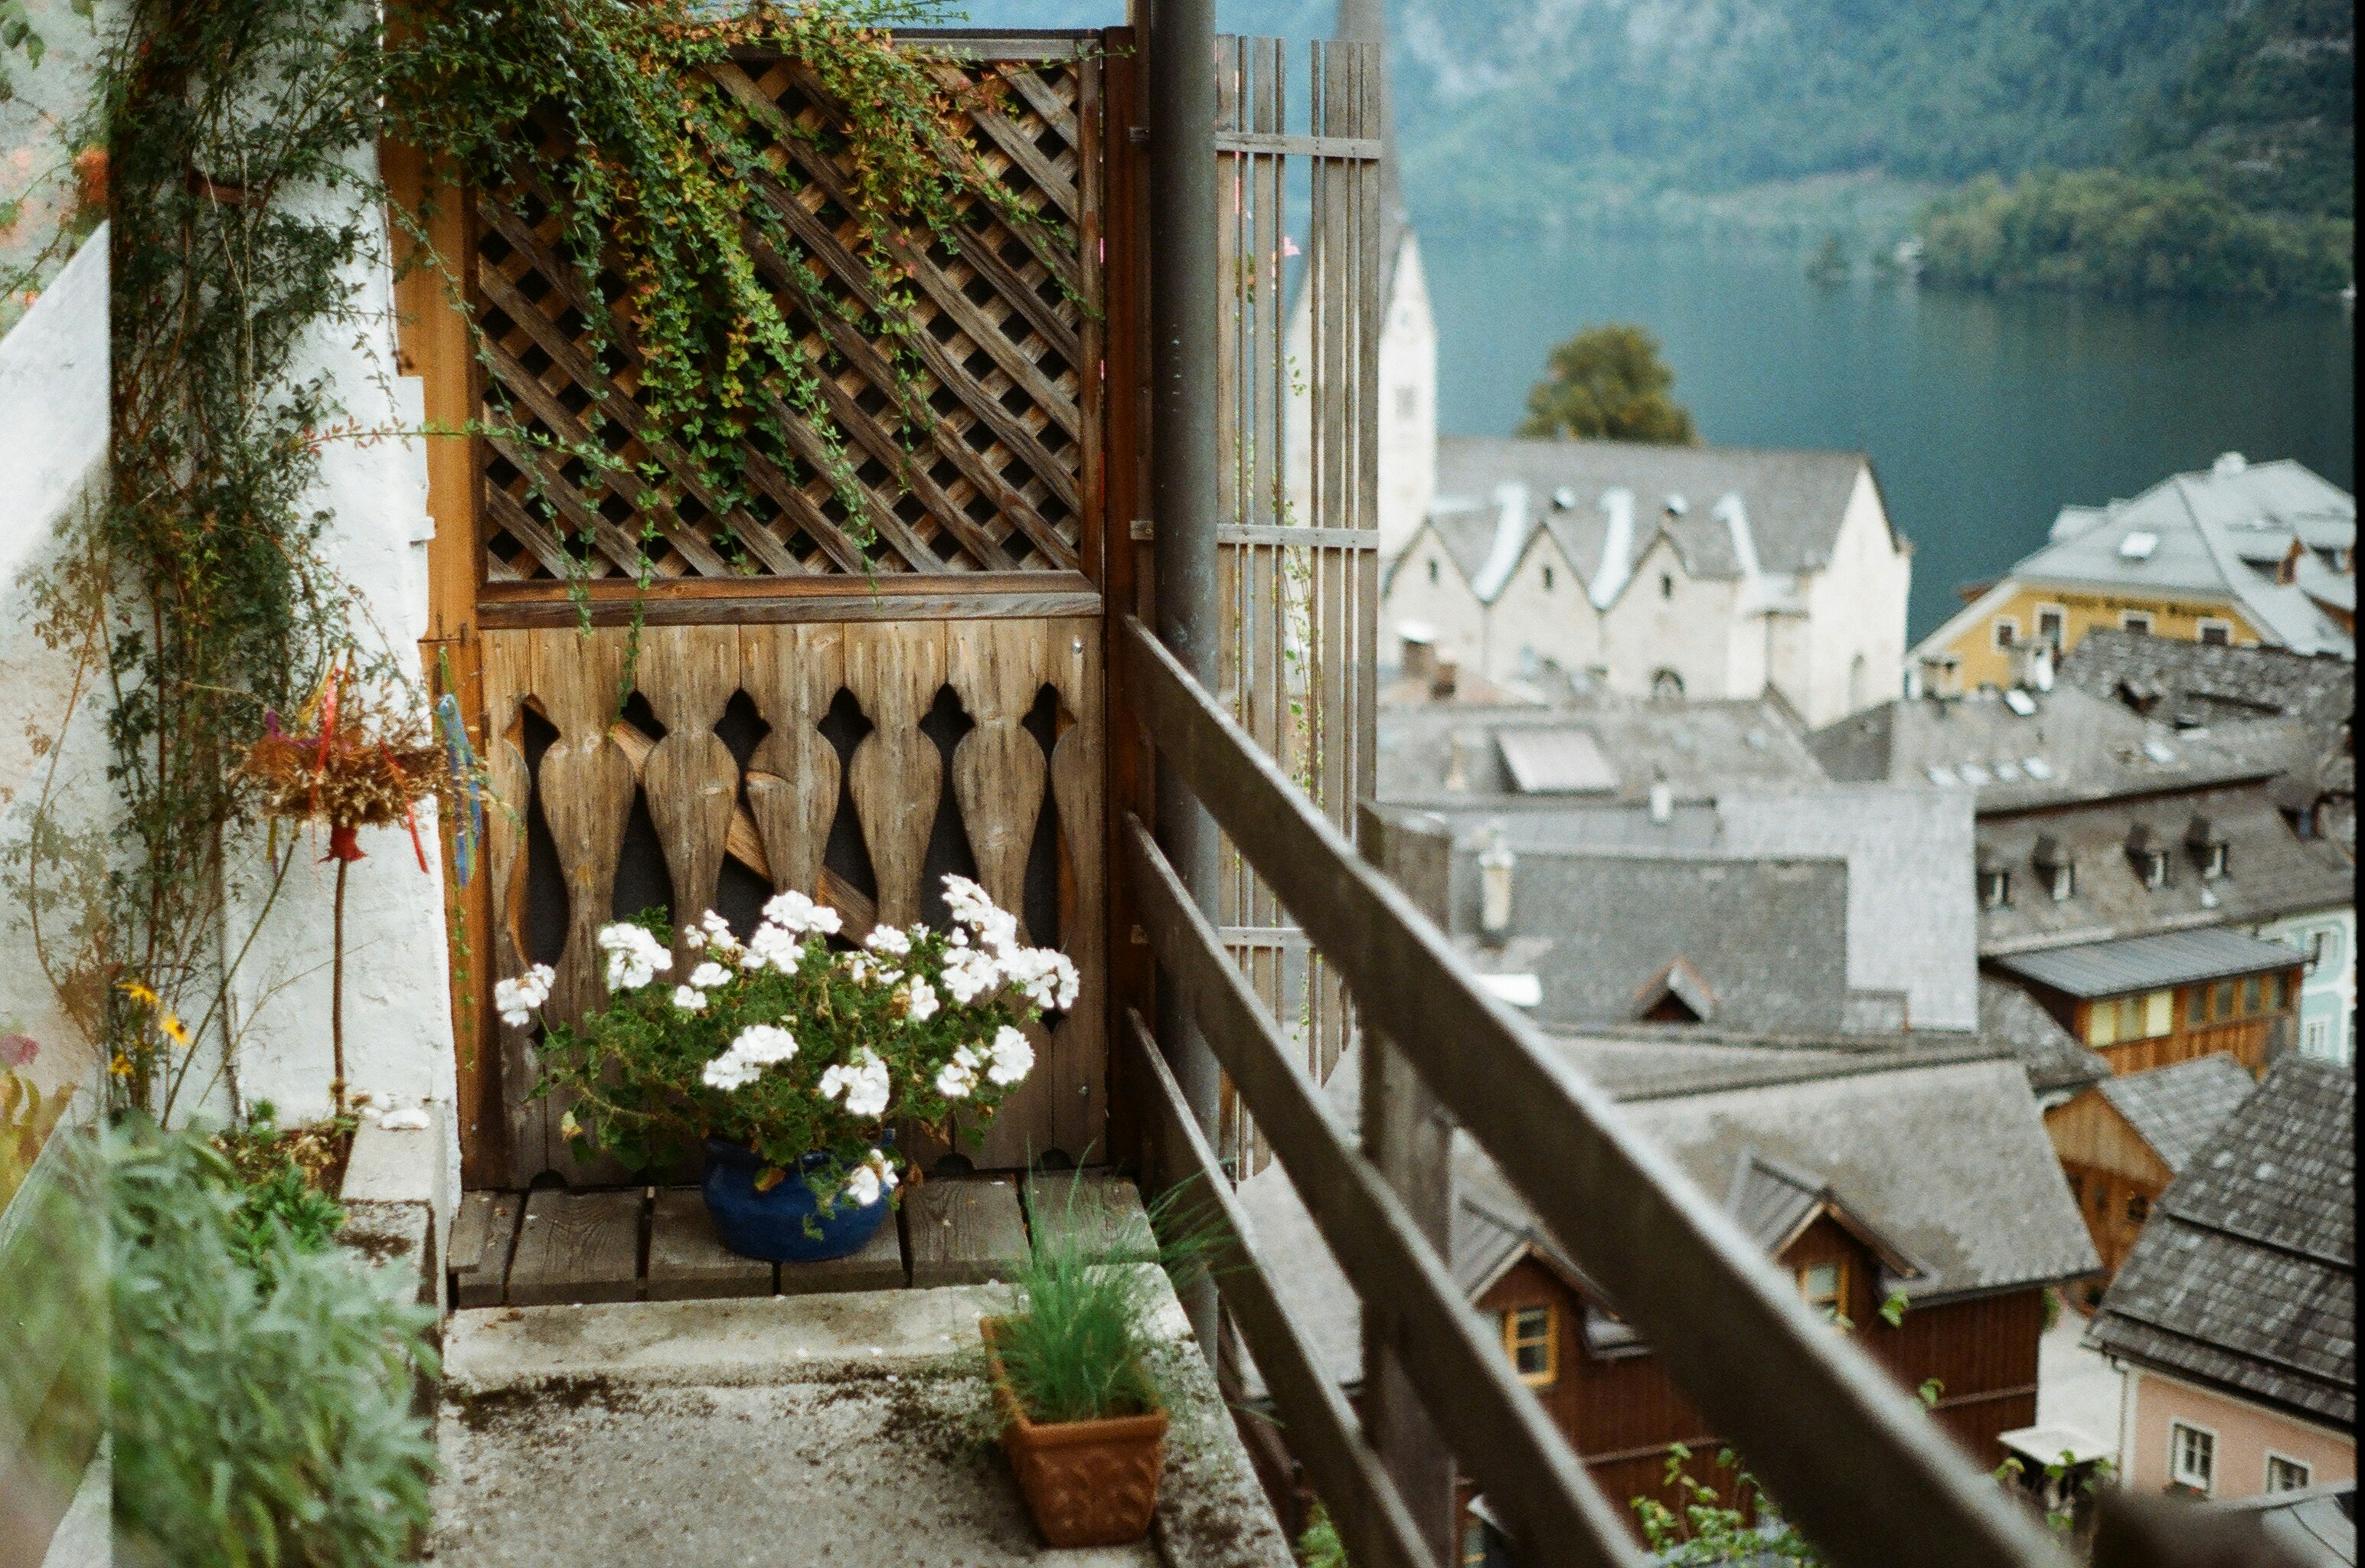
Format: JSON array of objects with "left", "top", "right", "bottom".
[
  {"left": 495, "top": 875, "right": 1076, "bottom": 1262},
  {"left": 982, "top": 1175, "right": 1214, "bottom": 1548}
]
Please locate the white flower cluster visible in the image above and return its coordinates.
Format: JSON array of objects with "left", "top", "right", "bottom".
[
  {"left": 681, "top": 910, "right": 742, "bottom": 956},
  {"left": 841, "top": 1147, "right": 900, "bottom": 1207},
  {"left": 671, "top": 960, "right": 735, "bottom": 1014},
  {"left": 818, "top": 1049, "right": 891, "bottom": 1118},
  {"left": 598, "top": 923, "right": 673, "bottom": 991},
  {"left": 935, "top": 876, "right": 1080, "bottom": 1011},
  {"left": 764, "top": 890, "right": 843, "bottom": 938},
  {"left": 495, "top": 963, "right": 555, "bottom": 1027},
  {"left": 900, "top": 976, "right": 940, "bottom": 1022},
  {"left": 933, "top": 1025, "right": 1034, "bottom": 1100},
  {"left": 701, "top": 1022, "right": 800, "bottom": 1092}
]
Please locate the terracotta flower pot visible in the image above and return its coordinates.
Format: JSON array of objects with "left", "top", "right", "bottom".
[{"left": 980, "top": 1316, "right": 1168, "bottom": 1548}]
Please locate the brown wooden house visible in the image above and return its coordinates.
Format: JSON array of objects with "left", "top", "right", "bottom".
[
  {"left": 2044, "top": 1052, "right": 2256, "bottom": 1307},
  {"left": 1991, "top": 927, "right": 2305, "bottom": 1076},
  {"left": 1236, "top": 1049, "right": 2100, "bottom": 1551}
]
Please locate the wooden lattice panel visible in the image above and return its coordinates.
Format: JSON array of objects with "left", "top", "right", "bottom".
[{"left": 469, "top": 41, "right": 1101, "bottom": 611}]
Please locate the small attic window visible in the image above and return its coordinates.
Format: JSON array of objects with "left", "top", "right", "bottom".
[
  {"left": 2119, "top": 531, "right": 2160, "bottom": 560},
  {"left": 1427, "top": 557, "right": 1439, "bottom": 585},
  {"left": 2126, "top": 825, "right": 2171, "bottom": 889},
  {"left": 1551, "top": 486, "right": 1577, "bottom": 511},
  {"left": 2033, "top": 836, "right": 2076, "bottom": 902},
  {"left": 2186, "top": 816, "right": 2229, "bottom": 880},
  {"left": 1977, "top": 857, "right": 2011, "bottom": 910}
]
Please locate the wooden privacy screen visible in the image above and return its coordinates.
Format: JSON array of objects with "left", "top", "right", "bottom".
[
  {"left": 469, "top": 38, "right": 1103, "bottom": 623},
  {"left": 1211, "top": 37, "right": 1383, "bottom": 1173},
  {"left": 482, "top": 621, "right": 1105, "bottom": 1187}
]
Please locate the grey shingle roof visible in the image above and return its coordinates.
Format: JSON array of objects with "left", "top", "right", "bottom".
[
  {"left": 1450, "top": 851, "right": 1854, "bottom": 1033},
  {"left": 2010, "top": 459, "right": 2354, "bottom": 657},
  {"left": 1377, "top": 695, "right": 1827, "bottom": 807},
  {"left": 1417, "top": 786, "right": 1981, "bottom": 1034},
  {"left": 1975, "top": 779, "right": 2355, "bottom": 956},
  {"left": 2062, "top": 626, "right": 2357, "bottom": 735},
  {"left": 1993, "top": 927, "right": 2308, "bottom": 998},
  {"left": 2088, "top": 1057, "right": 2355, "bottom": 1423},
  {"left": 1432, "top": 436, "right": 1881, "bottom": 583},
  {"left": 2096, "top": 1054, "right": 2259, "bottom": 1174},
  {"left": 1808, "top": 684, "right": 2308, "bottom": 812},
  {"left": 1607, "top": 1057, "right": 2100, "bottom": 1300},
  {"left": 1978, "top": 977, "right": 2110, "bottom": 1096}
]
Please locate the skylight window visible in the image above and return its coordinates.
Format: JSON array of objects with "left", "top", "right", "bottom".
[
  {"left": 2003, "top": 689, "right": 2037, "bottom": 716},
  {"left": 1958, "top": 763, "right": 1994, "bottom": 786},
  {"left": 1992, "top": 760, "right": 2024, "bottom": 781},
  {"left": 2023, "top": 756, "right": 2055, "bottom": 779},
  {"left": 1925, "top": 766, "right": 1957, "bottom": 786},
  {"left": 2119, "top": 531, "right": 2160, "bottom": 560},
  {"left": 2143, "top": 739, "right": 2177, "bottom": 763}
]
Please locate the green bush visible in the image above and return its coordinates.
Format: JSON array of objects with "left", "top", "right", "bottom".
[{"left": 108, "top": 1121, "right": 439, "bottom": 1567}]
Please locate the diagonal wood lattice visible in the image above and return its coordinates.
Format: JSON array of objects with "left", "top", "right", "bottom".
[{"left": 470, "top": 44, "right": 1100, "bottom": 594}]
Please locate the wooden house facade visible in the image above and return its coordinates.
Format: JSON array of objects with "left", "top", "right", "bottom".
[{"left": 1991, "top": 927, "right": 2304, "bottom": 1079}]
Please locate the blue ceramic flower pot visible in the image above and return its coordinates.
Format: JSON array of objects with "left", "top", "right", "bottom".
[{"left": 700, "top": 1137, "right": 893, "bottom": 1263}]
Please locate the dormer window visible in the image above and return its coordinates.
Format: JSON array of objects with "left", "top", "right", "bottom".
[
  {"left": 1976, "top": 851, "right": 2011, "bottom": 909},
  {"left": 2126, "top": 825, "right": 2171, "bottom": 889},
  {"left": 1798, "top": 1258, "right": 1850, "bottom": 1322},
  {"left": 2033, "top": 835, "right": 2076, "bottom": 901},
  {"left": 2186, "top": 816, "right": 2229, "bottom": 880}
]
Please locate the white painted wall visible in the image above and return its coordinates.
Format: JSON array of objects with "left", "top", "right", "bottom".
[
  {"left": 1599, "top": 534, "right": 1740, "bottom": 701},
  {"left": 1482, "top": 531, "right": 1601, "bottom": 681},
  {"left": 1797, "top": 471, "right": 1911, "bottom": 726},
  {"left": 0, "top": 230, "right": 112, "bottom": 1106},
  {"left": 0, "top": 169, "right": 457, "bottom": 1190},
  {"left": 2253, "top": 904, "right": 2357, "bottom": 1067},
  {"left": 1382, "top": 523, "right": 1487, "bottom": 671}
]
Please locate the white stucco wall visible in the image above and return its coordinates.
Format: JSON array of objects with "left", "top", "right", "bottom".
[
  {"left": 0, "top": 230, "right": 112, "bottom": 1106},
  {"left": 1599, "top": 535, "right": 1739, "bottom": 701},
  {"left": 1380, "top": 526, "right": 1488, "bottom": 672},
  {"left": 2253, "top": 905, "right": 2357, "bottom": 1067},
  {"left": 218, "top": 178, "right": 454, "bottom": 1191},
  {"left": 1483, "top": 531, "right": 1600, "bottom": 682},
  {"left": 1798, "top": 470, "right": 1911, "bottom": 727}
]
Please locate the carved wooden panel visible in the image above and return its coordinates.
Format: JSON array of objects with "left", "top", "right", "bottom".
[{"left": 480, "top": 619, "right": 1103, "bottom": 1185}]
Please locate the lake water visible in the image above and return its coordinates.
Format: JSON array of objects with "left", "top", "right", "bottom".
[{"left": 1422, "top": 227, "right": 2358, "bottom": 641}]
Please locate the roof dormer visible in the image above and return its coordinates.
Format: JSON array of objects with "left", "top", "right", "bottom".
[
  {"left": 2125, "top": 825, "right": 2171, "bottom": 890},
  {"left": 2184, "top": 815, "right": 2229, "bottom": 881}
]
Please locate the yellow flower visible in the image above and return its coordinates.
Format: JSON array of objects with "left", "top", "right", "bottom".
[
  {"left": 160, "top": 1014, "right": 191, "bottom": 1047},
  {"left": 109, "top": 1054, "right": 132, "bottom": 1080},
  {"left": 119, "top": 980, "right": 158, "bottom": 1007}
]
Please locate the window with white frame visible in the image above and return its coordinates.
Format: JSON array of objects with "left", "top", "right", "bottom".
[
  {"left": 2122, "top": 611, "right": 2154, "bottom": 634},
  {"left": 2265, "top": 1454, "right": 2311, "bottom": 1492},
  {"left": 1993, "top": 617, "right": 2018, "bottom": 650},
  {"left": 2305, "top": 1019, "right": 2331, "bottom": 1057},
  {"left": 2036, "top": 605, "right": 2067, "bottom": 646},
  {"left": 2197, "top": 618, "right": 2233, "bottom": 646},
  {"left": 2171, "top": 1422, "right": 2216, "bottom": 1493}
]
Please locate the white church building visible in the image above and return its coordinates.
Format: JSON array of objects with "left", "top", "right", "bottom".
[{"left": 1284, "top": 6, "right": 1913, "bottom": 730}]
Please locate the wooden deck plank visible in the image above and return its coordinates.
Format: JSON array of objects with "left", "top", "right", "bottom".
[
  {"left": 1024, "top": 1168, "right": 1155, "bottom": 1263},
  {"left": 449, "top": 1191, "right": 524, "bottom": 1310},
  {"left": 776, "top": 1206, "right": 908, "bottom": 1296},
  {"left": 645, "top": 1188, "right": 776, "bottom": 1302},
  {"left": 903, "top": 1177, "right": 1031, "bottom": 1287},
  {"left": 506, "top": 1188, "right": 645, "bottom": 1307}
]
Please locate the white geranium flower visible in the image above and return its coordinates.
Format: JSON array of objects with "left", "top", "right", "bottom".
[
  {"left": 843, "top": 1162, "right": 883, "bottom": 1207},
  {"left": 935, "top": 1058, "right": 976, "bottom": 1099},
  {"left": 942, "top": 947, "right": 1001, "bottom": 1005},
  {"left": 688, "top": 962, "right": 732, "bottom": 990},
  {"left": 596, "top": 923, "right": 672, "bottom": 991},
  {"left": 681, "top": 924, "right": 704, "bottom": 950},
  {"left": 699, "top": 910, "right": 742, "bottom": 952},
  {"left": 672, "top": 985, "right": 707, "bottom": 1013},
  {"left": 746, "top": 923, "right": 802, "bottom": 972},
  {"left": 987, "top": 1025, "right": 1034, "bottom": 1086},
  {"left": 701, "top": 1050, "right": 760, "bottom": 1092},
  {"left": 731, "top": 1024, "right": 799, "bottom": 1066},
  {"left": 818, "top": 1050, "right": 890, "bottom": 1118},
  {"left": 763, "top": 889, "right": 842, "bottom": 937},
  {"left": 494, "top": 963, "right": 554, "bottom": 1027},
  {"left": 902, "top": 977, "right": 940, "bottom": 1022},
  {"left": 864, "top": 925, "right": 912, "bottom": 957}
]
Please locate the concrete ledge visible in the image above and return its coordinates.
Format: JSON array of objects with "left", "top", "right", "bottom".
[
  {"left": 339, "top": 1107, "right": 448, "bottom": 1313},
  {"left": 429, "top": 1271, "right": 1292, "bottom": 1567}
]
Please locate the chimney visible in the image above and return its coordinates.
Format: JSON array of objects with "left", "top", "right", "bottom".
[
  {"left": 1399, "top": 620, "right": 1437, "bottom": 682},
  {"left": 1431, "top": 656, "right": 1460, "bottom": 701},
  {"left": 1443, "top": 731, "right": 1472, "bottom": 792},
  {"left": 1478, "top": 829, "right": 1514, "bottom": 946},
  {"left": 1648, "top": 779, "right": 1674, "bottom": 823}
]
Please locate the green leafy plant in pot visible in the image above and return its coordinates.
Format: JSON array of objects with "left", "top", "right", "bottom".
[
  {"left": 498, "top": 875, "right": 1073, "bottom": 1261},
  {"left": 982, "top": 1174, "right": 1217, "bottom": 1548}
]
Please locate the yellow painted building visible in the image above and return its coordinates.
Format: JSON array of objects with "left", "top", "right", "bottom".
[{"left": 1909, "top": 455, "right": 2352, "bottom": 694}]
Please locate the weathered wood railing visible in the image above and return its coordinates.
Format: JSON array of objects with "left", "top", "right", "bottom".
[{"left": 1116, "top": 613, "right": 2072, "bottom": 1568}]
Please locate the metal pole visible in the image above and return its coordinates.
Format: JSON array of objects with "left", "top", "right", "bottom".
[{"left": 1145, "top": 0, "right": 1223, "bottom": 1363}]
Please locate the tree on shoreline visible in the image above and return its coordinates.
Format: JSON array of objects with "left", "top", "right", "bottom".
[{"left": 1518, "top": 323, "right": 1697, "bottom": 446}]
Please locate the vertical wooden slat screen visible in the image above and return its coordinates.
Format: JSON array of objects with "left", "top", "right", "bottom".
[{"left": 1212, "top": 37, "right": 1382, "bottom": 1172}]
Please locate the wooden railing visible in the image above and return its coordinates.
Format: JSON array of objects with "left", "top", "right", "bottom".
[{"left": 1115, "top": 613, "right": 2073, "bottom": 1568}]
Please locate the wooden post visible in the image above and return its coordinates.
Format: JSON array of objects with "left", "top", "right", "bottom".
[{"left": 1357, "top": 802, "right": 1458, "bottom": 1566}]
